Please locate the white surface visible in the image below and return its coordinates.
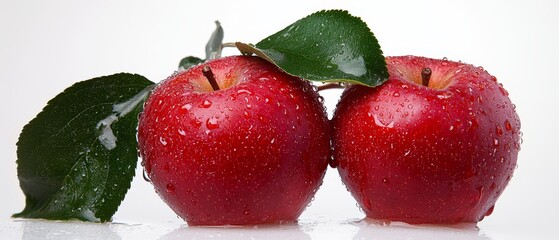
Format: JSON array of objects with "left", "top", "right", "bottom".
[{"left": 1, "top": 0, "right": 558, "bottom": 239}]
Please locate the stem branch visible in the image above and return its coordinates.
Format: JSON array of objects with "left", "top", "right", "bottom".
[{"left": 317, "top": 83, "right": 345, "bottom": 91}]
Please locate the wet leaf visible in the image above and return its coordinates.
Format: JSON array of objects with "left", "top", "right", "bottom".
[
  {"left": 178, "top": 56, "right": 204, "bottom": 70},
  {"left": 205, "top": 21, "right": 224, "bottom": 60},
  {"left": 237, "top": 9, "right": 388, "bottom": 87},
  {"left": 14, "top": 73, "right": 154, "bottom": 222}
]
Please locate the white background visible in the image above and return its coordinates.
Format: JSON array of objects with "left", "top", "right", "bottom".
[{"left": 1, "top": 0, "right": 558, "bottom": 239}]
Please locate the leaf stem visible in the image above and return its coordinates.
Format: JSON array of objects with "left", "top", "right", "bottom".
[
  {"left": 202, "top": 66, "right": 220, "bottom": 91},
  {"left": 221, "top": 42, "right": 237, "bottom": 48},
  {"left": 317, "top": 83, "right": 345, "bottom": 91}
]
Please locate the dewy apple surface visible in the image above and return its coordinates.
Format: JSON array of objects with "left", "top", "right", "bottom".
[{"left": 138, "top": 55, "right": 330, "bottom": 226}]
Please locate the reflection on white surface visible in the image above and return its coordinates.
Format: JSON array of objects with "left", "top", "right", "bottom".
[
  {"left": 0, "top": 218, "right": 496, "bottom": 240},
  {"left": 351, "top": 219, "right": 491, "bottom": 240},
  {"left": 160, "top": 224, "right": 310, "bottom": 240},
  {"left": 20, "top": 220, "right": 120, "bottom": 240}
]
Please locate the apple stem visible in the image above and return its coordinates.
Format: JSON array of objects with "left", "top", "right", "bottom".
[
  {"left": 421, "top": 68, "right": 432, "bottom": 87},
  {"left": 202, "top": 66, "right": 221, "bottom": 91},
  {"left": 317, "top": 83, "right": 345, "bottom": 91}
]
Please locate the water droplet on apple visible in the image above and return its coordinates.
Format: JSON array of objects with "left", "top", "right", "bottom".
[
  {"left": 436, "top": 92, "right": 453, "bottom": 99},
  {"left": 237, "top": 89, "right": 252, "bottom": 95},
  {"left": 166, "top": 183, "right": 175, "bottom": 193},
  {"left": 191, "top": 118, "right": 202, "bottom": 128},
  {"left": 471, "top": 187, "right": 484, "bottom": 207},
  {"left": 484, "top": 205, "right": 495, "bottom": 217},
  {"left": 373, "top": 114, "right": 394, "bottom": 128},
  {"left": 499, "top": 86, "right": 509, "bottom": 96},
  {"left": 504, "top": 120, "right": 513, "bottom": 131},
  {"left": 159, "top": 137, "right": 167, "bottom": 145},
  {"left": 312, "top": 85, "right": 319, "bottom": 92},
  {"left": 356, "top": 203, "right": 365, "bottom": 213},
  {"left": 178, "top": 129, "right": 186, "bottom": 136},
  {"left": 142, "top": 170, "right": 151, "bottom": 182},
  {"left": 496, "top": 125, "right": 503, "bottom": 136},
  {"left": 403, "top": 149, "right": 411, "bottom": 156},
  {"left": 478, "top": 83, "right": 485, "bottom": 91},
  {"left": 181, "top": 103, "right": 192, "bottom": 111},
  {"left": 201, "top": 100, "right": 212, "bottom": 108},
  {"left": 467, "top": 119, "right": 479, "bottom": 130},
  {"left": 206, "top": 117, "right": 219, "bottom": 129}
]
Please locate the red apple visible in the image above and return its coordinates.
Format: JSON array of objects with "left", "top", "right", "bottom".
[
  {"left": 332, "top": 56, "right": 521, "bottom": 224},
  {"left": 138, "top": 55, "right": 330, "bottom": 225}
]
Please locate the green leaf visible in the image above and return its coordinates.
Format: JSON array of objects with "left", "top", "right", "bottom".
[
  {"left": 178, "top": 56, "right": 204, "bottom": 70},
  {"left": 205, "top": 21, "right": 224, "bottom": 60},
  {"left": 14, "top": 73, "right": 154, "bottom": 222},
  {"left": 236, "top": 9, "right": 388, "bottom": 87},
  {"left": 178, "top": 21, "right": 225, "bottom": 70}
]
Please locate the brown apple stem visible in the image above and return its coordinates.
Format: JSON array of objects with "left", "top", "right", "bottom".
[
  {"left": 317, "top": 83, "right": 345, "bottom": 91},
  {"left": 421, "top": 68, "right": 432, "bottom": 87},
  {"left": 202, "top": 65, "right": 220, "bottom": 91}
]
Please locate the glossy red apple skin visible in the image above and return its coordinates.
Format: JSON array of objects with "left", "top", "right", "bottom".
[
  {"left": 138, "top": 56, "right": 329, "bottom": 225},
  {"left": 332, "top": 56, "right": 521, "bottom": 224}
]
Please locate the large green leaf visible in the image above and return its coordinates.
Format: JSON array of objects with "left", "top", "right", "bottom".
[
  {"left": 14, "top": 73, "right": 154, "bottom": 222},
  {"left": 236, "top": 9, "right": 388, "bottom": 87}
]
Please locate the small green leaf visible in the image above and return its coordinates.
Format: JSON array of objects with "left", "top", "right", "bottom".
[
  {"left": 205, "top": 21, "right": 224, "bottom": 60},
  {"left": 178, "top": 56, "right": 204, "bottom": 70},
  {"left": 178, "top": 20, "right": 225, "bottom": 70},
  {"left": 14, "top": 73, "right": 154, "bottom": 222},
  {"left": 237, "top": 9, "right": 388, "bottom": 87}
]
